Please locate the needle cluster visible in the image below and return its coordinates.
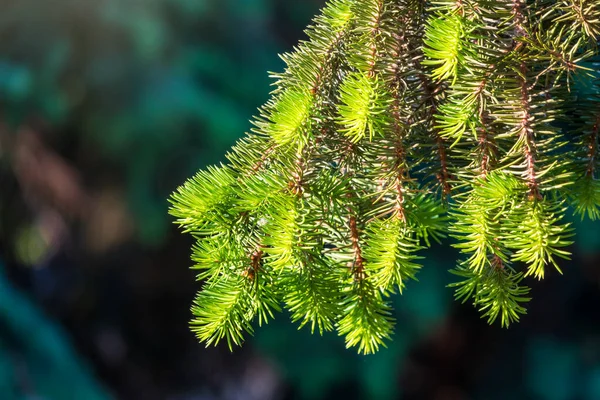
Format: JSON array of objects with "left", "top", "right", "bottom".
[{"left": 170, "top": 0, "right": 600, "bottom": 354}]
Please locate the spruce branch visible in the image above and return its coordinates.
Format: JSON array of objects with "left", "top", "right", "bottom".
[{"left": 170, "top": 0, "right": 600, "bottom": 354}]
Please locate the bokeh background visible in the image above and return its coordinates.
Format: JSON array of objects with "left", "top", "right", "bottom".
[{"left": 0, "top": 1, "right": 599, "bottom": 399}]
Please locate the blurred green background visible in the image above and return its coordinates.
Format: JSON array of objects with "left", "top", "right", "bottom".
[{"left": 0, "top": 1, "right": 599, "bottom": 399}]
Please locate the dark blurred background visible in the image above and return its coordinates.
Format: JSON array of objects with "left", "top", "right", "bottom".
[{"left": 0, "top": 1, "right": 599, "bottom": 399}]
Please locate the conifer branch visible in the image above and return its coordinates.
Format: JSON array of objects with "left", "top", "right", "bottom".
[
  {"left": 417, "top": 73, "right": 453, "bottom": 195},
  {"left": 170, "top": 0, "right": 600, "bottom": 354},
  {"left": 517, "top": 62, "right": 541, "bottom": 201},
  {"left": 348, "top": 213, "right": 366, "bottom": 280}
]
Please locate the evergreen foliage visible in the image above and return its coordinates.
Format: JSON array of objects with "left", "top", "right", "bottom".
[{"left": 170, "top": 0, "right": 600, "bottom": 354}]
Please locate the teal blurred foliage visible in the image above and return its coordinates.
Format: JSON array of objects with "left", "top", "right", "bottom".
[
  {"left": 573, "top": 218, "right": 600, "bottom": 254},
  {"left": 0, "top": 1, "right": 599, "bottom": 399},
  {"left": 0, "top": 260, "right": 110, "bottom": 399},
  {"left": 0, "top": 0, "right": 320, "bottom": 245}
]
